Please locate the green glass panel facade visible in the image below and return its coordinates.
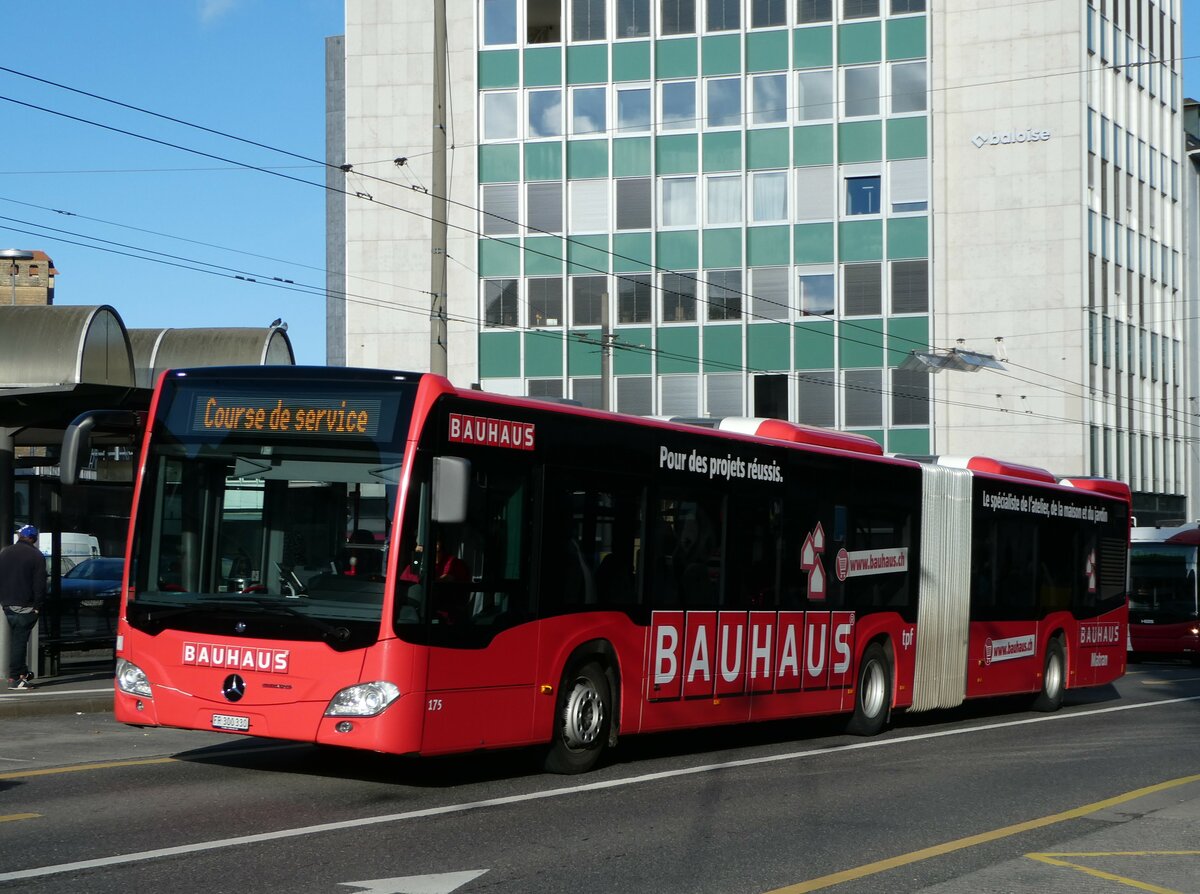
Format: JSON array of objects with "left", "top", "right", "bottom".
[
  {"left": 840, "top": 319, "right": 884, "bottom": 367},
  {"left": 887, "top": 315, "right": 930, "bottom": 365},
  {"left": 794, "top": 124, "right": 834, "bottom": 166},
  {"left": 794, "top": 321, "right": 835, "bottom": 368},
  {"left": 567, "top": 140, "right": 609, "bottom": 179},
  {"left": 480, "top": 331, "right": 521, "bottom": 377},
  {"left": 793, "top": 25, "right": 833, "bottom": 68},
  {"left": 747, "top": 128, "right": 789, "bottom": 169},
  {"left": 886, "top": 16, "right": 926, "bottom": 61},
  {"left": 657, "top": 231, "right": 699, "bottom": 269},
  {"left": 568, "top": 331, "right": 602, "bottom": 375},
  {"left": 524, "top": 236, "right": 564, "bottom": 275},
  {"left": 478, "top": 50, "right": 518, "bottom": 88},
  {"left": 611, "top": 40, "right": 651, "bottom": 81},
  {"left": 479, "top": 238, "right": 520, "bottom": 276},
  {"left": 656, "top": 37, "right": 698, "bottom": 78},
  {"left": 838, "top": 120, "right": 882, "bottom": 163},
  {"left": 701, "top": 34, "right": 741, "bottom": 76},
  {"left": 887, "top": 217, "right": 928, "bottom": 259},
  {"left": 745, "top": 30, "right": 788, "bottom": 73},
  {"left": 524, "top": 142, "right": 563, "bottom": 180},
  {"left": 703, "top": 325, "right": 743, "bottom": 372},
  {"left": 524, "top": 330, "right": 564, "bottom": 376},
  {"left": 523, "top": 46, "right": 562, "bottom": 86},
  {"left": 657, "top": 134, "right": 699, "bottom": 174},
  {"left": 659, "top": 327, "right": 700, "bottom": 373},
  {"left": 887, "top": 117, "right": 928, "bottom": 159},
  {"left": 794, "top": 223, "right": 835, "bottom": 264},
  {"left": 748, "top": 323, "right": 790, "bottom": 371},
  {"left": 702, "top": 131, "right": 742, "bottom": 171},
  {"left": 613, "top": 137, "right": 652, "bottom": 176},
  {"left": 747, "top": 226, "right": 790, "bottom": 266},
  {"left": 839, "top": 220, "right": 884, "bottom": 261},
  {"left": 613, "top": 232, "right": 653, "bottom": 272},
  {"left": 567, "top": 234, "right": 610, "bottom": 275},
  {"left": 703, "top": 228, "right": 742, "bottom": 267},
  {"left": 856, "top": 430, "right": 885, "bottom": 448},
  {"left": 613, "top": 328, "right": 652, "bottom": 374},
  {"left": 887, "top": 428, "right": 930, "bottom": 454},
  {"left": 838, "top": 21, "right": 882, "bottom": 65},
  {"left": 479, "top": 144, "right": 520, "bottom": 183},
  {"left": 566, "top": 44, "right": 608, "bottom": 84}
]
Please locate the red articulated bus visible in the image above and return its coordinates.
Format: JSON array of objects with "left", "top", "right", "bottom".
[
  {"left": 1129, "top": 523, "right": 1200, "bottom": 664},
  {"left": 63, "top": 367, "right": 1131, "bottom": 773}
]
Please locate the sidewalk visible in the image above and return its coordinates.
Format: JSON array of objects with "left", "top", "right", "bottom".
[{"left": 0, "top": 670, "right": 114, "bottom": 718}]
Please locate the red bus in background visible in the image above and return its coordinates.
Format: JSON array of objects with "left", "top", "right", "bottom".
[
  {"left": 1129, "top": 523, "right": 1200, "bottom": 664},
  {"left": 63, "top": 367, "right": 1130, "bottom": 773}
]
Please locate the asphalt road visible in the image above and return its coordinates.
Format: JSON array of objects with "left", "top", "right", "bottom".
[{"left": 2, "top": 660, "right": 1199, "bottom": 894}]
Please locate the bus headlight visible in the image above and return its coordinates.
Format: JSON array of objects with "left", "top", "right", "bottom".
[
  {"left": 325, "top": 681, "right": 400, "bottom": 717},
  {"left": 116, "top": 658, "right": 152, "bottom": 698}
]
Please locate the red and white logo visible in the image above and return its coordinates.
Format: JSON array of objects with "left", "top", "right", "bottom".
[
  {"left": 183, "top": 642, "right": 290, "bottom": 674},
  {"left": 801, "top": 523, "right": 826, "bottom": 600},
  {"left": 983, "top": 635, "right": 1036, "bottom": 666},
  {"left": 448, "top": 413, "right": 535, "bottom": 450}
]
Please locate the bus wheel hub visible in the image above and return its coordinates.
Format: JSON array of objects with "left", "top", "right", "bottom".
[{"left": 563, "top": 680, "right": 604, "bottom": 748}]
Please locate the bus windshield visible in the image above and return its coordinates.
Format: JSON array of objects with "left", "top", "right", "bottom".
[
  {"left": 1130, "top": 544, "right": 1200, "bottom": 622},
  {"left": 125, "top": 373, "right": 416, "bottom": 648}
]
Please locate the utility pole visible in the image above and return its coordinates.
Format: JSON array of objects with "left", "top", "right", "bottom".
[
  {"left": 600, "top": 292, "right": 611, "bottom": 411},
  {"left": 430, "top": 0, "right": 448, "bottom": 376}
]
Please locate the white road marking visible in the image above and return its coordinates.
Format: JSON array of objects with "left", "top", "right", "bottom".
[
  {"left": 339, "top": 870, "right": 488, "bottom": 893},
  {"left": 1, "top": 695, "right": 1197, "bottom": 882}
]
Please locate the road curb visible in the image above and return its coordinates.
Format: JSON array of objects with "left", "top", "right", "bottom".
[{"left": 0, "top": 693, "right": 113, "bottom": 719}]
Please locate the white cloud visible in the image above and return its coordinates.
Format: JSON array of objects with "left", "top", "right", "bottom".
[{"left": 199, "top": 0, "right": 238, "bottom": 24}]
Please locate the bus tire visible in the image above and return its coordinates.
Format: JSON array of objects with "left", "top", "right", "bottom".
[
  {"left": 543, "top": 662, "right": 611, "bottom": 775},
  {"left": 845, "top": 643, "right": 891, "bottom": 736},
  {"left": 1032, "top": 637, "right": 1065, "bottom": 712}
]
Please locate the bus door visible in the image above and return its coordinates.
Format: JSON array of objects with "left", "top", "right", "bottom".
[{"left": 967, "top": 519, "right": 1041, "bottom": 697}]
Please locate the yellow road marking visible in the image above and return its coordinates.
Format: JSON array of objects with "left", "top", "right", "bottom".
[
  {"left": 1027, "top": 851, "right": 1200, "bottom": 894},
  {"left": 0, "top": 757, "right": 176, "bottom": 781},
  {"left": 764, "top": 774, "right": 1200, "bottom": 893},
  {"left": 0, "top": 813, "right": 40, "bottom": 823}
]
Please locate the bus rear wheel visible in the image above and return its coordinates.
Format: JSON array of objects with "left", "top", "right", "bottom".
[
  {"left": 1032, "top": 638, "right": 1065, "bottom": 712},
  {"left": 543, "top": 662, "right": 611, "bottom": 774},
  {"left": 845, "top": 643, "right": 891, "bottom": 736}
]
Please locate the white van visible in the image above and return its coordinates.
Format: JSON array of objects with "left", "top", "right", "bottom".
[{"left": 17, "top": 532, "right": 101, "bottom": 574}]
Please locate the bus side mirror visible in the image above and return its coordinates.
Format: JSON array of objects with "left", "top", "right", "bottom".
[
  {"left": 61, "top": 410, "right": 143, "bottom": 485},
  {"left": 431, "top": 456, "right": 470, "bottom": 524}
]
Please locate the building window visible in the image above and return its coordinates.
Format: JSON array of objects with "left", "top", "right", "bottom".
[
  {"left": 751, "top": 267, "right": 789, "bottom": 321},
  {"left": 528, "top": 378, "right": 564, "bottom": 399},
  {"left": 483, "top": 0, "right": 517, "bottom": 45},
  {"left": 616, "top": 85, "right": 652, "bottom": 134},
  {"left": 843, "top": 263, "right": 882, "bottom": 316},
  {"left": 527, "top": 181, "right": 563, "bottom": 233},
  {"left": 569, "top": 179, "right": 610, "bottom": 232},
  {"left": 705, "top": 77, "right": 742, "bottom": 128},
  {"left": 527, "top": 0, "right": 561, "bottom": 42},
  {"left": 706, "top": 373, "right": 743, "bottom": 416},
  {"left": 796, "top": 69, "right": 834, "bottom": 121},
  {"left": 751, "top": 170, "right": 788, "bottom": 222},
  {"left": 481, "top": 183, "right": 520, "bottom": 236},
  {"left": 890, "top": 260, "right": 928, "bottom": 314},
  {"left": 753, "top": 374, "right": 788, "bottom": 419},
  {"left": 706, "top": 269, "right": 742, "bottom": 321},
  {"left": 751, "top": 73, "right": 788, "bottom": 125},
  {"left": 571, "top": 0, "right": 607, "bottom": 40},
  {"left": 482, "top": 91, "right": 519, "bottom": 141},
  {"left": 660, "top": 375, "right": 699, "bottom": 416},
  {"left": 890, "top": 61, "right": 926, "bottom": 114},
  {"left": 572, "top": 275, "right": 607, "bottom": 325},
  {"left": 843, "top": 66, "right": 880, "bottom": 118},
  {"left": 618, "top": 274, "right": 654, "bottom": 323},
  {"left": 797, "top": 269, "right": 835, "bottom": 316},
  {"left": 660, "top": 176, "right": 698, "bottom": 227},
  {"left": 661, "top": 271, "right": 697, "bottom": 322},
  {"left": 661, "top": 0, "right": 696, "bottom": 35},
  {"left": 797, "top": 0, "right": 832, "bottom": 24},
  {"left": 843, "top": 0, "right": 880, "bottom": 19},
  {"left": 618, "top": 377, "right": 654, "bottom": 415},
  {"left": 616, "top": 177, "right": 653, "bottom": 229},
  {"left": 751, "top": 0, "right": 787, "bottom": 28},
  {"left": 484, "top": 279, "right": 519, "bottom": 327},
  {"left": 705, "top": 174, "right": 743, "bottom": 225},
  {"left": 616, "top": 0, "right": 651, "bottom": 37},
  {"left": 845, "top": 175, "right": 882, "bottom": 215},
  {"left": 797, "top": 371, "right": 836, "bottom": 427},
  {"left": 890, "top": 0, "right": 924, "bottom": 12},
  {"left": 795, "top": 165, "right": 835, "bottom": 220},
  {"left": 527, "top": 88, "right": 563, "bottom": 138},
  {"left": 891, "top": 369, "right": 929, "bottom": 426},
  {"left": 528, "top": 277, "right": 564, "bottom": 327},
  {"left": 888, "top": 159, "right": 927, "bottom": 213},
  {"left": 571, "top": 86, "right": 607, "bottom": 135},
  {"left": 571, "top": 378, "right": 603, "bottom": 409},
  {"left": 706, "top": 0, "right": 739, "bottom": 31},
  {"left": 843, "top": 369, "right": 883, "bottom": 427},
  {"left": 660, "top": 80, "right": 697, "bottom": 131}
]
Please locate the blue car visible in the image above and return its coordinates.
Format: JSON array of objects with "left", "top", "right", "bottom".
[{"left": 57, "top": 557, "right": 124, "bottom": 637}]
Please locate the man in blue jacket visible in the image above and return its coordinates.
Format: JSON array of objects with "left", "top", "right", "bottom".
[{"left": 1, "top": 525, "right": 47, "bottom": 690}]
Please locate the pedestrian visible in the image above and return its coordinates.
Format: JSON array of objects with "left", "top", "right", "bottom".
[{"left": 1, "top": 525, "right": 46, "bottom": 690}]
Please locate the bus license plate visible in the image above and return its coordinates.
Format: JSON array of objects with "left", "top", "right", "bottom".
[{"left": 212, "top": 713, "right": 250, "bottom": 731}]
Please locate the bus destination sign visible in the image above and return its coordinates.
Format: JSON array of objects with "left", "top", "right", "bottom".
[{"left": 191, "top": 394, "right": 383, "bottom": 438}]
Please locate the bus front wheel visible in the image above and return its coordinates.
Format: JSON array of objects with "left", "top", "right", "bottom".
[
  {"left": 845, "top": 643, "right": 891, "bottom": 736},
  {"left": 1032, "top": 638, "right": 1065, "bottom": 712},
  {"left": 544, "top": 662, "right": 611, "bottom": 774}
]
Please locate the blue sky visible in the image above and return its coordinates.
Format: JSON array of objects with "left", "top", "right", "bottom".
[{"left": 1, "top": 4, "right": 1197, "bottom": 368}]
